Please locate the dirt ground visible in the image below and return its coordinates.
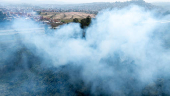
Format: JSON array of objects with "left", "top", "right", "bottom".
[{"left": 41, "top": 12, "right": 95, "bottom": 20}]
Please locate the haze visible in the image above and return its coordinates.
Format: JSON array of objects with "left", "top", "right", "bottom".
[{"left": 0, "top": 0, "right": 170, "bottom": 4}]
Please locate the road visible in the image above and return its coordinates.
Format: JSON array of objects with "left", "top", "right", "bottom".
[{"left": 0, "top": 28, "right": 45, "bottom": 36}]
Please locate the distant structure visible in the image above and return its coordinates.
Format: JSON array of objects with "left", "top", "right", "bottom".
[{"left": 131, "top": 0, "right": 145, "bottom": 2}]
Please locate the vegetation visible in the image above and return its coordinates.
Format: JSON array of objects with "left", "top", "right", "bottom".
[
  {"left": 0, "top": 43, "right": 168, "bottom": 96},
  {"left": 80, "top": 16, "right": 91, "bottom": 29},
  {"left": 36, "top": 11, "right": 41, "bottom": 15},
  {"left": 0, "top": 11, "right": 6, "bottom": 22},
  {"left": 61, "top": 19, "right": 73, "bottom": 23},
  {"left": 73, "top": 18, "right": 79, "bottom": 23},
  {"left": 163, "top": 11, "right": 170, "bottom": 15},
  {"left": 40, "top": 12, "right": 95, "bottom": 21}
]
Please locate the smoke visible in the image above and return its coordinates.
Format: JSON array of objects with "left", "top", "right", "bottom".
[{"left": 1, "top": 5, "right": 170, "bottom": 95}]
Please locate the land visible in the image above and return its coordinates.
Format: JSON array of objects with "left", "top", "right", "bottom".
[
  {"left": 40, "top": 12, "right": 95, "bottom": 23},
  {"left": 1, "top": 1, "right": 170, "bottom": 96},
  {"left": 1, "top": 0, "right": 169, "bottom": 28},
  {"left": 152, "top": 2, "right": 170, "bottom": 11}
]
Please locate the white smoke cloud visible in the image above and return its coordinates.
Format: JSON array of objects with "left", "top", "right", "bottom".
[{"left": 1, "top": 5, "right": 170, "bottom": 95}]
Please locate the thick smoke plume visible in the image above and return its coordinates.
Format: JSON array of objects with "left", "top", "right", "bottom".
[{"left": 1, "top": 5, "right": 170, "bottom": 95}]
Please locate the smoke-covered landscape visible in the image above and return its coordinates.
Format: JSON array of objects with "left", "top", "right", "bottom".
[{"left": 1, "top": 0, "right": 170, "bottom": 96}]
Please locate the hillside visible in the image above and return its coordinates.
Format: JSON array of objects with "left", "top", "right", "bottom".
[
  {"left": 152, "top": 2, "right": 170, "bottom": 10},
  {"left": 41, "top": 12, "right": 95, "bottom": 22}
]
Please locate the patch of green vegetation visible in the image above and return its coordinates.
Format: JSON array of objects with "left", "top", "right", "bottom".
[
  {"left": 61, "top": 19, "right": 73, "bottom": 23},
  {"left": 73, "top": 18, "right": 79, "bottom": 23}
]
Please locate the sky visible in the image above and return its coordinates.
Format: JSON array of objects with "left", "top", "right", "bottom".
[{"left": 0, "top": 0, "right": 170, "bottom": 4}]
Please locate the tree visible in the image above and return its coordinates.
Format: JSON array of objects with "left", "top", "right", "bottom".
[
  {"left": 73, "top": 18, "right": 79, "bottom": 23},
  {"left": 80, "top": 16, "right": 91, "bottom": 29},
  {"left": 86, "top": 16, "right": 91, "bottom": 25},
  {"left": 0, "top": 11, "right": 6, "bottom": 22},
  {"left": 80, "top": 16, "right": 92, "bottom": 38},
  {"left": 80, "top": 19, "right": 86, "bottom": 29},
  {"left": 36, "top": 11, "right": 41, "bottom": 15},
  {"left": 64, "top": 14, "right": 66, "bottom": 18}
]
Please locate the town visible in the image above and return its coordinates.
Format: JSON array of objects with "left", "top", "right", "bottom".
[{"left": 0, "top": 0, "right": 167, "bottom": 26}]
